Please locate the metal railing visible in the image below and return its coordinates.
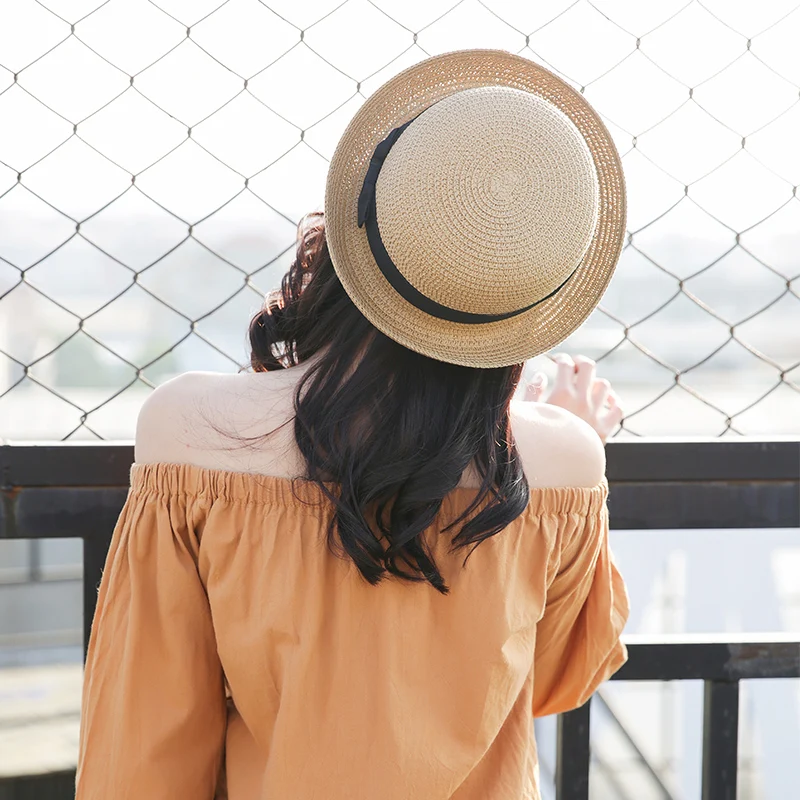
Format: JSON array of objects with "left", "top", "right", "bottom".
[
  {"left": 1, "top": 439, "right": 798, "bottom": 798},
  {"left": 559, "top": 635, "right": 800, "bottom": 800}
]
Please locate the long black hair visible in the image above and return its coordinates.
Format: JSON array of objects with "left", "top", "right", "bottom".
[{"left": 248, "top": 212, "right": 530, "bottom": 594}]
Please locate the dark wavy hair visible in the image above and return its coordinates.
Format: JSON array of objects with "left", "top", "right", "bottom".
[{"left": 248, "top": 212, "right": 529, "bottom": 594}]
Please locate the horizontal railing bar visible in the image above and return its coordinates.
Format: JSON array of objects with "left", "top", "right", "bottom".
[
  {"left": 614, "top": 636, "right": 800, "bottom": 681},
  {"left": 3, "top": 482, "right": 798, "bottom": 540},
  {"left": 624, "top": 632, "right": 800, "bottom": 645},
  {"left": 1, "top": 443, "right": 135, "bottom": 487},
  {"left": 2, "top": 439, "right": 799, "bottom": 487},
  {"left": 0, "top": 487, "right": 129, "bottom": 540},
  {"left": 606, "top": 439, "right": 800, "bottom": 483},
  {"left": 609, "top": 481, "right": 799, "bottom": 529}
]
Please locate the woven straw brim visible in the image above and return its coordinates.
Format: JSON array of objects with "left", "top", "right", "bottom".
[{"left": 325, "top": 50, "right": 626, "bottom": 368}]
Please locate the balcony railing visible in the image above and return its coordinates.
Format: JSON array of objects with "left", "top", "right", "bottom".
[{"left": 1, "top": 440, "right": 799, "bottom": 800}]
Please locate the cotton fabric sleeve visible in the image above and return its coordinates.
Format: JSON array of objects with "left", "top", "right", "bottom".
[
  {"left": 76, "top": 483, "right": 226, "bottom": 799},
  {"left": 531, "top": 493, "right": 629, "bottom": 717}
]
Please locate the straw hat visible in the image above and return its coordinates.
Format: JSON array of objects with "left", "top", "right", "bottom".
[{"left": 324, "top": 49, "right": 626, "bottom": 368}]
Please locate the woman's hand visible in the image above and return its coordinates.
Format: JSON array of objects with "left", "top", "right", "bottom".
[{"left": 523, "top": 354, "right": 623, "bottom": 444}]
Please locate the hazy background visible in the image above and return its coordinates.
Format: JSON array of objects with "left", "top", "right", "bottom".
[
  {"left": 0, "top": 0, "right": 798, "bottom": 440},
  {"left": 0, "top": 2, "right": 799, "bottom": 799}
]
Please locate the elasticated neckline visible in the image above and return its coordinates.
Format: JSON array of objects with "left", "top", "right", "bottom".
[{"left": 129, "top": 461, "right": 608, "bottom": 517}]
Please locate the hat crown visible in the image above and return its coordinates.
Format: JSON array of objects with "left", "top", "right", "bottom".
[
  {"left": 324, "top": 49, "right": 626, "bottom": 367},
  {"left": 374, "top": 87, "right": 599, "bottom": 316}
]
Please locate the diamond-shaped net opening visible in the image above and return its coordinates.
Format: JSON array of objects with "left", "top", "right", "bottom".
[{"left": 1, "top": 0, "right": 798, "bottom": 440}]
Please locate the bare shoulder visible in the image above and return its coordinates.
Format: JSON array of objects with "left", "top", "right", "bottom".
[
  {"left": 134, "top": 372, "right": 232, "bottom": 464},
  {"left": 134, "top": 370, "right": 297, "bottom": 469},
  {"left": 509, "top": 399, "right": 606, "bottom": 489}
]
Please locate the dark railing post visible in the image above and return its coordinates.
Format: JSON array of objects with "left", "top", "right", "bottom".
[
  {"left": 702, "top": 680, "right": 740, "bottom": 800},
  {"left": 82, "top": 530, "right": 113, "bottom": 662},
  {"left": 0, "top": 769, "right": 77, "bottom": 800},
  {"left": 556, "top": 701, "right": 591, "bottom": 800}
]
